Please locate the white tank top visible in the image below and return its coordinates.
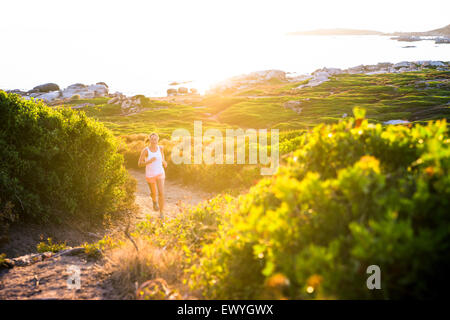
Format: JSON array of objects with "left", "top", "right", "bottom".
[{"left": 145, "top": 145, "right": 164, "bottom": 178}]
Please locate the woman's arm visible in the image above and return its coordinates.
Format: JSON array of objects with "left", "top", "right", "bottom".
[
  {"left": 139, "top": 148, "right": 157, "bottom": 167},
  {"left": 160, "top": 145, "right": 168, "bottom": 168},
  {"left": 138, "top": 148, "right": 147, "bottom": 168}
]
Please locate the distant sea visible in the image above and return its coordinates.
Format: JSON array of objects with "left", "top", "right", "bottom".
[{"left": 1, "top": 35, "right": 449, "bottom": 97}]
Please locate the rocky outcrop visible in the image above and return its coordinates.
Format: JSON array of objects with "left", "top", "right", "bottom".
[
  {"left": 167, "top": 89, "right": 177, "bottom": 96},
  {"left": 207, "top": 61, "right": 448, "bottom": 93},
  {"left": 294, "top": 67, "right": 343, "bottom": 89},
  {"left": 178, "top": 87, "right": 188, "bottom": 94},
  {"left": 288, "top": 61, "right": 450, "bottom": 90},
  {"left": 34, "top": 91, "right": 61, "bottom": 102},
  {"left": 32, "top": 83, "right": 60, "bottom": 93},
  {"left": 9, "top": 82, "right": 110, "bottom": 103},
  {"left": 61, "top": 83, "right": 108, "bottom": 100},
  {"left": 107, "top": 93, "right": 143, "bottom": 114}
]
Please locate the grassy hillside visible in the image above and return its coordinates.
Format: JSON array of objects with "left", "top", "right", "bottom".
[
  {"left": 57, "top": 69, "right": 449, "bottom": 137},
  {"left": 45, "top": 68, "right": 449, "bottom": 193}
]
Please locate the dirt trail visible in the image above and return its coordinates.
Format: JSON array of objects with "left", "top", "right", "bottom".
[
  {"left": 0, "top": 169, "right": 210, "bottom": 300},
  {"left": 129, "top": 169, "right": 210, "bottom": 221}
]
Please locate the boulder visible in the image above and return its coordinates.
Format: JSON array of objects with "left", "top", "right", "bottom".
[
  {"left": 96, "top": 82, "right": 108, "bottom": 88},
  {"left": 377, "top": 62, "right": 393, "bottom": 68},
  {"left": 32, "top": 83, "right": 60, "bottom": 93},
  {"left": 67, "top": 83, "right": 87, "bottom": 90},
  {"left": 393, "top": 61, "right": 412, "bottom": 69},
  {"left": 322, "top": 68, "right": 342, "bottom": 75},
  {"left": 6, "top": 89, "right": 27, "bottom": 95},
  {"left": 121, "top": 100, "right": 132, "bottom": 110},
  {"left": 60, "top": 83, "right": 108, "bottom": 99},
  {"left": 384, "top": 119, "right": 410, "bottom": 125},
  {"left": 35, "top": 90, "right": 61, "bottom": 102},
  {"left": 87, "top": 84, "right": 108, "bottom": 97},
  {"left": 428, "top": 61, "right": 446, "bottom": 67},
  {"left": 296, "top": 71, "right": 330, "bottom": 89},
  {"left": 61, "top": 89, "right": 93, "bottom": 99},
  {"left": 312, "top": 71, "right": 330, "bottom": 81},
  {"left": 259, "top": 69, "right": 286, "bottom": 80},
  {"left": 178, "top": 87, "right": 188, "bottom": 94},
  {"left": 167, "top": 88, "right": 177, "bottom": 96}
]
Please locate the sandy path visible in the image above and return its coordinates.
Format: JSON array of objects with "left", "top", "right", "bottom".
[
  {"left": 0, "top": 170, "right": 210, "bottom": 300},
  {"left": 129, "top": 168, "right": 211, "bottom": 222}
]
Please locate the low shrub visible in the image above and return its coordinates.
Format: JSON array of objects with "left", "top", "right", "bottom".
[{"left": 189, "top": 108, "right": 450, "bottom": 299}]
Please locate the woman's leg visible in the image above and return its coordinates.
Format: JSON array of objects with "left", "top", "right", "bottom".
[
  {"left": 156, "top": 177, "right": 165, "bottom": 216},
  {"left": 147, "top": 181, "right": 158, "bottom": 203}
]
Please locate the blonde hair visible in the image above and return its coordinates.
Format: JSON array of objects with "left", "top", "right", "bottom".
[{"left": 145, "top": 132, "right": 159, "bottom": 144}]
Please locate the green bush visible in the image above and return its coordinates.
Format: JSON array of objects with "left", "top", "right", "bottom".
[
  {"left": 189, "top": 108, "right": 450, "bottom": 299},
  {"left": 118, "top": 128, "right": 304, "bottom": 194},
  {"left": 0, "top": 91, "right": 136, "bottom": 224}
]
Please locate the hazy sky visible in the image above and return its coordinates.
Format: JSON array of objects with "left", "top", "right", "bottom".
[
  {"left": 1, "top": 0, "right": 449, "bottom": 37},
  {"left": 1, "top": 0, "right": 449, "bottom": 94}
]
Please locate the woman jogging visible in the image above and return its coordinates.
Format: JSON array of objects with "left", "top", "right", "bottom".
[{"left": 138, "top": 132, "right": 167, "bottom": 219}]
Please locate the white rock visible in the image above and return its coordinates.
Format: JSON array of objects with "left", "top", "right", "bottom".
[
  {"left": 60, "top": 83, "right": 108, "bottom": 99},
  {"left": 35, "top": 90, "right": 61, "bottom": 102},
  {"left": 429, "top": 61, "right": 445, "bottom": 67},
  {"left": 313, "top": 71, "right": 330, "bottom": 81},
  {"left": 324, "top": 68, "right": 342, "bottom": 75},
  {"left": 87, "top": 84, "right": 108, "bottom": 96},
  {"left": 365, "top": 70, "right": 388, "bottom": 75},
  {"left": 384, "top": 120, "right": 410, "bottom": 125},
  {"left": 393, "top": 61, "right": 412, "bottom": 68}
]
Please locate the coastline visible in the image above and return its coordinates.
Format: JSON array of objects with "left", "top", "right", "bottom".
[{"left": 2, "top": 60, "right": 450, "bottom": 102}]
